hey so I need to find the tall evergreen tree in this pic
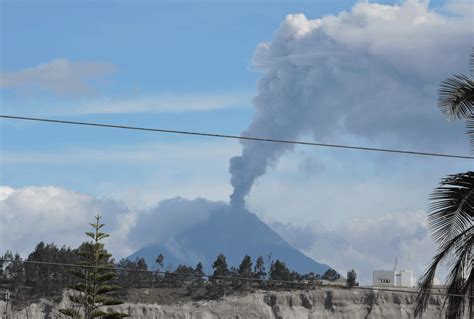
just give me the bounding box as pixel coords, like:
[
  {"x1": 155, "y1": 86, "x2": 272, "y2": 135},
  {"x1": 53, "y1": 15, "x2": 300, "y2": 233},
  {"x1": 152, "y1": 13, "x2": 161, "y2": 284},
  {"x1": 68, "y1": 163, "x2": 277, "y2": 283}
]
[
  {"x1": 0, "y1": 250, "x2": 14, "y2": 278},
  {"x1": 212, "y1": 253, "x2": 229, "y2": 277},
  {"x1": 269, "y1": 260, "x2": 292, "y2": 281},
  {"x1": 238, "y1": 255, "x2": 253, "y2": 278},
  {"x1": 322, "y1": 269, "x2": 340, "y2": 282},
  {"x1": 25, "y1": 242, "x2": 79, "y2": 296},
  {"x1": 194, "y1": 262, "x2": 204, "y2": 276},
  {"x1": 59, "y1": 215, "x2": 128, "y2": 318},
  {"x1": 254, "y1": 256, "x2": 266, "y2": 280},
  {"x1": 155, "y1": 254, "x2": 164, "y2": 270}
]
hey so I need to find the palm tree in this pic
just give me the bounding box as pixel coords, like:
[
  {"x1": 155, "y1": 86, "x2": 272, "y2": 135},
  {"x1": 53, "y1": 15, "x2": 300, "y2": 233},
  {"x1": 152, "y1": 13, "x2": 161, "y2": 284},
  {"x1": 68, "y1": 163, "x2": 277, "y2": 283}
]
[{"x1": 415, "y1": 51, "x2": 474, "y2": 319}]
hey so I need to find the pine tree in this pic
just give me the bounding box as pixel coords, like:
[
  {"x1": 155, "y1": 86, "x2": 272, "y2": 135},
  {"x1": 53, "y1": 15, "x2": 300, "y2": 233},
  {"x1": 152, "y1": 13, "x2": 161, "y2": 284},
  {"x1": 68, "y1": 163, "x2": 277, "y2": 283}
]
[
  {"x1": 269, "y1": 260, "x2": 292, "y2": 281},
  {"x1": 238, "y1": 255, "x2": 253, "y2": 278},
  {"x1": 194, "y1": 262, "x2": 205, "y2": 285},
  {"x1": 212, "y1": 253, "x2": 229, "y2": 278},
  {"x1": 155, "y1": 253, "x2": 164, "y2": 270},
  {"x1": 254, "y1": 256, "x2": 266, "y2": 279},
  {"x1": 322, "y1": 268, "x2": 340, "y2": 281},
  {"x1": 194, "y1": 262, "x2": 204, "y2": 276},
  {"x1": 59, "y1": 215, "x2": 128, "y2": 318}
]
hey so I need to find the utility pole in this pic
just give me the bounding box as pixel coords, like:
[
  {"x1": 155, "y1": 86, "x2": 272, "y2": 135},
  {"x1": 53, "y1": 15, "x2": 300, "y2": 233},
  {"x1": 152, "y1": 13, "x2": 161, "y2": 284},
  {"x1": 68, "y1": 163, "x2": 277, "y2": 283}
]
[{"x1": 3, "y1": 290, "x2": 10, "y2": 319}]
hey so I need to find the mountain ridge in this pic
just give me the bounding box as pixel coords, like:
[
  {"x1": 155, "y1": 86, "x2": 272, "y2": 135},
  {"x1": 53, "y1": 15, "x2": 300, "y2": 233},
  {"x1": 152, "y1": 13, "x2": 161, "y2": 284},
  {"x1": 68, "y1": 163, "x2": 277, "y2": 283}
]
[{"x1": 128, "y1": 206, "x2": 330, "y2": 275}]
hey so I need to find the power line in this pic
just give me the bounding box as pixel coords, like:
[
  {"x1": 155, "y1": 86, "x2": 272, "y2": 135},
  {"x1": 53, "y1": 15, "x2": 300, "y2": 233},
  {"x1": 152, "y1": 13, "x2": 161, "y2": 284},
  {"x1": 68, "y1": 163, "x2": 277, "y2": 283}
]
[
  {"x1": 1, "y1": 259, "x2": 471, "y2": 299},
  {"x1": 1, "y1": 115, "x2": 473, "y2": 160}
]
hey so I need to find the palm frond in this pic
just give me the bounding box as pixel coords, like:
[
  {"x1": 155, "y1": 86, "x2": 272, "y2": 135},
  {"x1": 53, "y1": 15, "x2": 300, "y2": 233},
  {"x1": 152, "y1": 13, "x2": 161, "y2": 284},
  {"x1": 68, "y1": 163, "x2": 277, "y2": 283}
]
[
  {"x1": 415, "y1": 227, "x2": 472, "y2": 317},
  {"x1": 438, "y1": 74, "x2": 474, "y2": 120},
  {"x1": 467, "y1": 116, "x2": 474, "y2": 153},
  {"x1": 58, "y1": 308, "x2": 82, "y2": 318},
  {"x1": 460, "y1": 268, "x2": 474, "y2": 317},
  {"x1": 427, "y1": 172, "x2": 474, "y2": 246},
  {"x1": 443, "y1": 230, "x2": 473, "y2": 318}
]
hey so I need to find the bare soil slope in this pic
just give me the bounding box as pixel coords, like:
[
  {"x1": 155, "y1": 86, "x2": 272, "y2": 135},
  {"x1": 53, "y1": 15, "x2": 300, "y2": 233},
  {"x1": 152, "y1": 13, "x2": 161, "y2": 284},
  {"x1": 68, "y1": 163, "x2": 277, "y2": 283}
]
[{"x1": 2, "y1": 286, "x2": 452, "y2": 319}]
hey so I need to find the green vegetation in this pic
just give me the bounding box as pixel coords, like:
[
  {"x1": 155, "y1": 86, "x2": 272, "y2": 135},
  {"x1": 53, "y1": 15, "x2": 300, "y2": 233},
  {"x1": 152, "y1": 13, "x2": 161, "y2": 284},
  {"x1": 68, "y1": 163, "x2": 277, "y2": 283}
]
[
  {"x1": 346, "y1": 270, "x2": 358, "y2": 287},
  {"x1": 1, "y1": 221, "x2": 342, "y2": 311},
  {"x1": 59, "y1": 215, "x2": 128, "y2": 318},
  {"x1": 211, "y1": 253, "x2": 230, "y2": 278},
  {"x1": 322, "y1": 269, "x2": 340, "y2": 282}
]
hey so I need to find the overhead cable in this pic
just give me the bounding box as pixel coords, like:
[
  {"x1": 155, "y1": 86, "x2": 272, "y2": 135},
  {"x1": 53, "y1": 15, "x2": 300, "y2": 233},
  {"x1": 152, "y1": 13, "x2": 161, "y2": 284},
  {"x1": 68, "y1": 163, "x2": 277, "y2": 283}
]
[{"x1": 1, "y1": 115, "x2": 473, "y2": 160}]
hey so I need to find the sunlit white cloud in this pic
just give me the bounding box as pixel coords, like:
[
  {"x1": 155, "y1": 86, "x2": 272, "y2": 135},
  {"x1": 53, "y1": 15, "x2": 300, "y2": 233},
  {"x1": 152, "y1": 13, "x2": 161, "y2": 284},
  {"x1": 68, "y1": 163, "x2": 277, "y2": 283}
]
[
  {"x1": 2, "y1": 91, "x2": 252, "y2": 115},
  {"x1": 0, "y1": 186, "x2": 134, "y2": 257},
  {"x1": 0, "y1": 59, "x2": 116, "y2": 96},
  {"x1": 68, "y1": 92, "x2": 252, "y2": 115},
  {"x1": 0, "y1": 186, "x2": 223, "y2": 260}
]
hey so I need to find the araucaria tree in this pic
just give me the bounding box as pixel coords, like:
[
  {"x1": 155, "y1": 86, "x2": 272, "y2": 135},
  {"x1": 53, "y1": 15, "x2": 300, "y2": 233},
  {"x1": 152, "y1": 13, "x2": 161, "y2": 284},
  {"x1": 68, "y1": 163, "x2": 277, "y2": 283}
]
[
  {"x1": 415, "y1": 51, "x2": 474, "y2": 319},
  {"x1": 60, "y1": 215, "x2": 128, "y2": 318}
]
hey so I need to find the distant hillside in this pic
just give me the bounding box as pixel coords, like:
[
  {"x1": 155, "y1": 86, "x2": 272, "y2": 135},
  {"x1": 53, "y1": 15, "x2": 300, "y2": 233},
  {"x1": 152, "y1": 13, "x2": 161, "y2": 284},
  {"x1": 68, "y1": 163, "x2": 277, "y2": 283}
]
[{"x1": 128, "y1": 207, "x2": 330, "y2": 275}]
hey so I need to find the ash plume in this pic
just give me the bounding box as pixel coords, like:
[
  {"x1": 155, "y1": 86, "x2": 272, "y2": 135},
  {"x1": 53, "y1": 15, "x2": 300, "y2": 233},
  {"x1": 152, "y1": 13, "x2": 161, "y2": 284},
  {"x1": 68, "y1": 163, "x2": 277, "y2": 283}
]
[{"x1": 229, "y1": 1, "x2": 471, "y2": 207}]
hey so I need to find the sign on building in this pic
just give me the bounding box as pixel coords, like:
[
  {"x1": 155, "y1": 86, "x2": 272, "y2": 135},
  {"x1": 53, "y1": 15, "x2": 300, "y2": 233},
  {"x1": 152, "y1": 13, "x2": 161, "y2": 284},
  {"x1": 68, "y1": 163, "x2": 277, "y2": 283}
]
[{"x1": 373, "y1": 270, "x2": 413, "y2": 287}]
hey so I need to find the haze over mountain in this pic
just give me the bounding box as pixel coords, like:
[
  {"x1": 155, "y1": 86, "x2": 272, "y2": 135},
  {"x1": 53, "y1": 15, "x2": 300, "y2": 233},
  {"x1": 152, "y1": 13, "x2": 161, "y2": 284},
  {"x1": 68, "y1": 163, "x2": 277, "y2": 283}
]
[{"x1": 128, "y1": 205, "x2": 330, "y2": 274}]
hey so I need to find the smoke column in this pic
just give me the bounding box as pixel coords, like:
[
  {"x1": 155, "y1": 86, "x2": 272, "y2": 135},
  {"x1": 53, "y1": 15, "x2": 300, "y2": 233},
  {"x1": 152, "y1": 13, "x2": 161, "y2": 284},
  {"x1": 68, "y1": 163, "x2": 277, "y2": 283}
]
[{"x1": 229, "y1": 1, "x2": 471, "y2": 208}]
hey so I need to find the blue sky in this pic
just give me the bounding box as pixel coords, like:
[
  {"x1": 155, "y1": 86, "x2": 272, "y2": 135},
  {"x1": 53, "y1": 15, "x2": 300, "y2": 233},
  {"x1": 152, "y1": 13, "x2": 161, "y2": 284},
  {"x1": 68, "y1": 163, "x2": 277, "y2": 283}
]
[
  {"x1": 1, "y1": 0, "x2": 472, "y2": 281},
  {"x1": 0, "y1": 0, "x2": 462, "y2": 194}
]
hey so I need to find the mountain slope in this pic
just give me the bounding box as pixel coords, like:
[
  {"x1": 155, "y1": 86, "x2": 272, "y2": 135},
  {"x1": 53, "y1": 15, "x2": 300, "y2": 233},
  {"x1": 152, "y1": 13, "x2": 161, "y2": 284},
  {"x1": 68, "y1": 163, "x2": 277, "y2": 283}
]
[{"x1": 128, "y1": 207, "x2": 330, "y2": 275}]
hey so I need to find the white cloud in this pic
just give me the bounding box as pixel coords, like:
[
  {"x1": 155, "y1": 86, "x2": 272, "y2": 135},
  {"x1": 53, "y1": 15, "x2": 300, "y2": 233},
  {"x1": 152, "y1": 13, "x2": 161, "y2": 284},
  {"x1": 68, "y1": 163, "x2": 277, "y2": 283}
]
[
  {"x1": 0, "y1": 184, "x2": 444, "y2": 285},
  {"x1": 127, "y1": 197, "x2": 225, "y2": 249},
  {"x1": 0, "y1": 58, "x2": 115, "y2": 95},
  {"x1": 269, "y1": 210, "x2": 439, "y2": 284},
  {"x1": 0, "y1": 187, "x2": 452, "y2": 305},
  {"x1": 67, "y1": 92, "x2": 252, "y2": 115},
  {"x1": 0, "y1": 187, "x2": 15, "y2": 201},
  {"x1": 2, "y1": 90, "x2": 251, "y2": 115},
  {"x1": 0, "y1": 186, "x2": 224, "y2": 261},
  {"x1": 0, "y1": 186, "x2": 134, "y2": 257}
]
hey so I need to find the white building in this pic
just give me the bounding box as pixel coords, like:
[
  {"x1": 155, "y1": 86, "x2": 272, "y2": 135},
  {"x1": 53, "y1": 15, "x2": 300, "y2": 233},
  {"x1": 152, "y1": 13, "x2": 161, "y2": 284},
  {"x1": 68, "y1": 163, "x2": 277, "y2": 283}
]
[{"x1": 373, "y1": 269, "x2": 414, "y2": 287}]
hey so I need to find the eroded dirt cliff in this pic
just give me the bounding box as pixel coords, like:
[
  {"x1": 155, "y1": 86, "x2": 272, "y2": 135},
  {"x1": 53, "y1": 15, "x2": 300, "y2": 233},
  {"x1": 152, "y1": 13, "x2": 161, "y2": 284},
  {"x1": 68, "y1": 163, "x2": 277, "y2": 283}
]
[{"x1": 1, "y1": 287, "x2": 449, "y2": 318}]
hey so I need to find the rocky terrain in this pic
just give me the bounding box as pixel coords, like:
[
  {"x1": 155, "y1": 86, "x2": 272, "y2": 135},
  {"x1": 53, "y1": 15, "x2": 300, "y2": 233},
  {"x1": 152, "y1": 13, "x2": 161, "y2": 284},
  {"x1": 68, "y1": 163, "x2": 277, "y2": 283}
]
[{"x1": 1, "y1": 286, "x2": 452, "y2": 319}]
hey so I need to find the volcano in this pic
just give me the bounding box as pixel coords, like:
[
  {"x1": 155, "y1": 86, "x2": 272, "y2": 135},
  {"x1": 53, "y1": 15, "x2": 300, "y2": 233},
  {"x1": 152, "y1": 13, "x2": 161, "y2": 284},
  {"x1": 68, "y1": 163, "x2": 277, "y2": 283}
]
[{"x1": 128, "y1": 206, "x2": 330, "y2": 275}]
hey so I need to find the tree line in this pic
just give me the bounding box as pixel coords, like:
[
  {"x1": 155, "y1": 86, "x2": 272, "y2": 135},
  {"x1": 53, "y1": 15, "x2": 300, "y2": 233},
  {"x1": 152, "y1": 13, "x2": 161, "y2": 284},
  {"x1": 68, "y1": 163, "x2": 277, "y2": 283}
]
[
  {"x1": 1, "y1": 244, "x2": 346, "y2": 295},
  {"x1": 0, "y1": 215, "x2": 356, "y2": 318}
]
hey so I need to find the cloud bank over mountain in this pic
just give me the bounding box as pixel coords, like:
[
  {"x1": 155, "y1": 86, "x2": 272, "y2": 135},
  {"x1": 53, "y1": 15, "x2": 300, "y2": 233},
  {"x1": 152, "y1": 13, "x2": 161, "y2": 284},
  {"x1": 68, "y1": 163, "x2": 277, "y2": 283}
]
[
  {"x1": 0, "y1": 185, "x2": 436, "y2": 280},
  {"x1": 229, "y1": 0, "x2": 472, "y2": 207},
  {"x1": 269, "y1": 211, "x2": 436, "y2": 283}
]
